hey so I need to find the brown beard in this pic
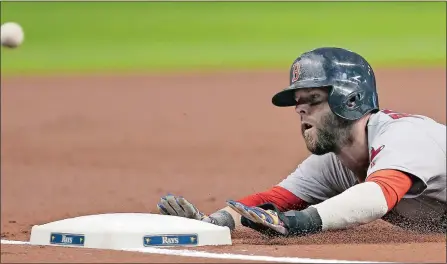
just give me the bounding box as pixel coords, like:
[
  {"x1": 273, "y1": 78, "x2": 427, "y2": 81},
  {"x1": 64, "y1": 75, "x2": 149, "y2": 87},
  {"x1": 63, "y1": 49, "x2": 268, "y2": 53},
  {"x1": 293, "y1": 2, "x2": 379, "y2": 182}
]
[{"x1": 303, "y1": 111, "x2": 354, "y2": 155}]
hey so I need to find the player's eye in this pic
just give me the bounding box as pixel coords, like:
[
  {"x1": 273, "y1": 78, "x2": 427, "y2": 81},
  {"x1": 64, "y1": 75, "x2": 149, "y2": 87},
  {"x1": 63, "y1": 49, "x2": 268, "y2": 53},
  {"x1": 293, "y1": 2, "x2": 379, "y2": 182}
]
[{"x1": 309, "y1": 94, "x2": 322, "y2": 105}]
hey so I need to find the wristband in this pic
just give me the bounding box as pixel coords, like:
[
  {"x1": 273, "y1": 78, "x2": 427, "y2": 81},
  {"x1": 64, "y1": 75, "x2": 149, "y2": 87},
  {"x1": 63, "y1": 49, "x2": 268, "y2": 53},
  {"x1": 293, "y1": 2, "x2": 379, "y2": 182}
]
[{"x1": 280, "y1": 207, "x2": 322, "y2": 236}]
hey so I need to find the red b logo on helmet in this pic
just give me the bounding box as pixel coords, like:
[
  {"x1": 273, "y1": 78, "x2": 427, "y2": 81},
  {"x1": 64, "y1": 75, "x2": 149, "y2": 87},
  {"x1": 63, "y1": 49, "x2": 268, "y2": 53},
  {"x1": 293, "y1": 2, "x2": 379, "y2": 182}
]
[{"x1": 291, "y1": 62, "x2": 301, "y2": 83}]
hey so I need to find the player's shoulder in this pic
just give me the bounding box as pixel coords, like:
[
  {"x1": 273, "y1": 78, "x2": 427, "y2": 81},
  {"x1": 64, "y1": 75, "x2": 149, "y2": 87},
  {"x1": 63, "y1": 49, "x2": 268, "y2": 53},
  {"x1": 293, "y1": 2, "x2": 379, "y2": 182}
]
[
  {"x1": 368, "y1": 109, "x2": 438, "y2": 124},
  {"x1": 367, "y1": 109, "x2": 445, "y2": 151},
  {"x1": 367, "y1": 109, "x2": 444, "y2": 136}
]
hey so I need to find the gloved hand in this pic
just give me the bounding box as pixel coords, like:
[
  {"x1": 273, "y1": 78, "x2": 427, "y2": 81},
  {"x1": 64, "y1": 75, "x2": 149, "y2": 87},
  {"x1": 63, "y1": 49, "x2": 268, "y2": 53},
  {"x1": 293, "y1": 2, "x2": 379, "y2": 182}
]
[
  {"x1": 226, "y1": 200, "x2": 322, "y2": 237},
  {"x1": 226, "y1": 200, "x2": 288, "y2": 236},
  {"x1": 157, "y1": 194, "x2": 212, "y2": 222}
]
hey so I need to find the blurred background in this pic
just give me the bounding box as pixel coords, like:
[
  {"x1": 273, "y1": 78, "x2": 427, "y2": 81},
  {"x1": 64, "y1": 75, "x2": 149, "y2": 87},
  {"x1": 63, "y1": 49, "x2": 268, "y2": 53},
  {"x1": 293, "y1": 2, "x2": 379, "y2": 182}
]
[{"x1": 1, "y1": 1, "x2": 445, "y2": 75}]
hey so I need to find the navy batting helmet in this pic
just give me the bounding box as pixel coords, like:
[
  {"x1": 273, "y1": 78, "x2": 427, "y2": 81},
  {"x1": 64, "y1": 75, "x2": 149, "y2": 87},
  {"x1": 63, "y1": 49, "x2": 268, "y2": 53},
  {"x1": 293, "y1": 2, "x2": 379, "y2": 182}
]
[{"x1": 272, "y1": 47, "x2": 379, "y2": 121}]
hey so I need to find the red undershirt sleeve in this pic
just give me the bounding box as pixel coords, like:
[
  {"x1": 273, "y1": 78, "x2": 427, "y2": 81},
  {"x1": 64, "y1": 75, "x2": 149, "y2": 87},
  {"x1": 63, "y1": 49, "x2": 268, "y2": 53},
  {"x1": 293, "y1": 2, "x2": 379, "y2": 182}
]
[
  {"x1": 237, "y1": 186, "x2": 309, "y2": 212},
  {"x1": 366, "y1": 169, "x2": 413, "y2": 211}
]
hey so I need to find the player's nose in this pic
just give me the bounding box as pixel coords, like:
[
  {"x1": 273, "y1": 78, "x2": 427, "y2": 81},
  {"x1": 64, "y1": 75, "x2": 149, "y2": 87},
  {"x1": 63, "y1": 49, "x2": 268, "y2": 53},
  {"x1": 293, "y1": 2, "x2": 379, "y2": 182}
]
[{"x1": 295, "y1": 103, "x2": 309, "y2": 115}]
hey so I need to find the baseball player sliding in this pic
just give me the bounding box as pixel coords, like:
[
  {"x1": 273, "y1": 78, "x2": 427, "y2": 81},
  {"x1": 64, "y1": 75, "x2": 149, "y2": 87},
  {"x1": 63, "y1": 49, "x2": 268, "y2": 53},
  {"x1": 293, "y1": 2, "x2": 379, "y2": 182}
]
[{"x1": 157, "y1": 47, "x2": 446, "y2": 237}]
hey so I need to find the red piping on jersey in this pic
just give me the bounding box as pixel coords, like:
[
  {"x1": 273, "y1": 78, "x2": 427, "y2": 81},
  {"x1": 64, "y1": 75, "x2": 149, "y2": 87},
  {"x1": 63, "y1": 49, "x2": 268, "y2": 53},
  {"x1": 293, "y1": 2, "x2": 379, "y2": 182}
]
[{"x1": 237, "y1": 186, "x2": 308, "y2": 212}]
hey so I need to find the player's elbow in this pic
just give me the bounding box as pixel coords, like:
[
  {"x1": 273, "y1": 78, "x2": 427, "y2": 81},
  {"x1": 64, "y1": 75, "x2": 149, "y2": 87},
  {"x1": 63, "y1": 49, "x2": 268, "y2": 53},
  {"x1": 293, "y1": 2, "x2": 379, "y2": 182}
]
[
  {"x1": 366, "y1": 169, "x2": 413, "y2": 212},
  {"x1": 312, "y1": 182, "x2": 389, "y2": 231}
]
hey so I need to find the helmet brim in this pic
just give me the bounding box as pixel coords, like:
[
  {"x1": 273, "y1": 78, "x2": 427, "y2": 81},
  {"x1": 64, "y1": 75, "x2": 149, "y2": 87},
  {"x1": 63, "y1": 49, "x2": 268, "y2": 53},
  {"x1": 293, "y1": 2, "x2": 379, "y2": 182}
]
[
  {"x1": 271, "y1": 80, "x2": 331, "y2": 107},
  {"x1": 271, "y1": 89, "x2": 297, "y2": 107}
]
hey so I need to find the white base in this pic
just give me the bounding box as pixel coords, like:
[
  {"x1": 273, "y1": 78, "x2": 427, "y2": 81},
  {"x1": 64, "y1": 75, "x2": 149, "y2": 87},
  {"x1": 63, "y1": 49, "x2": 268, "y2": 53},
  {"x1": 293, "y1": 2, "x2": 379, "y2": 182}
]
[{"x1": 29, "y1": 213, "x2": 232, "y2": 249}]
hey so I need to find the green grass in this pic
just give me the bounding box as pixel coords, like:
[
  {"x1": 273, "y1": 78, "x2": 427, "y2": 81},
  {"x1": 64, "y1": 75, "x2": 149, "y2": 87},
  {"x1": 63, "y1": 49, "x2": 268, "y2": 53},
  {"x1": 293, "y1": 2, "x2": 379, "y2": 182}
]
[{"x1": 1, "y1": 1, "x2": 445, "y2": 75}]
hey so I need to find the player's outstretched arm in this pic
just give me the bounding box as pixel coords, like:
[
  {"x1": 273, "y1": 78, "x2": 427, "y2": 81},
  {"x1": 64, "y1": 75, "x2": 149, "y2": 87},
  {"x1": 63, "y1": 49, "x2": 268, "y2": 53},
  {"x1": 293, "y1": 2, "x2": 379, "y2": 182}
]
[
  {"x1": 311, "y1": 169, "x2": 412, "y2": 231},
  {"x1": 227, "y1": 169, "x2": 413, "y2": 236},
  {"x1": 157, "y1": 186, "x2": 308, "y2": 231}
]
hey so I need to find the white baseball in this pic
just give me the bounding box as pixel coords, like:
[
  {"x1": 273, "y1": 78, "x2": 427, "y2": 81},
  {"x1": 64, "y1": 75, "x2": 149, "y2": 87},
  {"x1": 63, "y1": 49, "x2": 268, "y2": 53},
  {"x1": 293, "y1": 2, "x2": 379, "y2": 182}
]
[{"x1": 1, "y1": 22, "x2": 25, "y2": 48}]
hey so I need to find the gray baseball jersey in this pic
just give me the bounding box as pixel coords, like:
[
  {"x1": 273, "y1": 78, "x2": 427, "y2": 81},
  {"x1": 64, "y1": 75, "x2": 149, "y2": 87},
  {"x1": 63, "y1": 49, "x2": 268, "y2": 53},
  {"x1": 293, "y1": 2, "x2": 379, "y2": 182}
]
[{"x1": 278, "y1": 109, "x2": 446, "y2": 232}]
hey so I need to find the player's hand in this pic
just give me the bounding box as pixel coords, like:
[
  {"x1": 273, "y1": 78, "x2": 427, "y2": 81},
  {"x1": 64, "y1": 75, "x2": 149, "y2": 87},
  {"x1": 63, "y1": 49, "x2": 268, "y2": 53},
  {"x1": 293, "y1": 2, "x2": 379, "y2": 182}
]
[
  {"x1": 226, "y1": 200, "x2": 288, "y2": 236},
  {"x1": 157, "y1": 194, "x2": 211, "y2": 222},
  {"x1": 227, "y1": 200, "x2": 323, "y2": 237}
]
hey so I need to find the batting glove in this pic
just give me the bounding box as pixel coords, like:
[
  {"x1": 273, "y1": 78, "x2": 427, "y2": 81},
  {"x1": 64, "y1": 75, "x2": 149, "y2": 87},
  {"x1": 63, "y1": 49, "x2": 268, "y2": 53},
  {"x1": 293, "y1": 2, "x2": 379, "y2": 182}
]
[
  {"x1": 226, "y1": 200, "x2": 288, "y2": 236},
  {"x1": 226, "y1": 200, "x2": 323, "y2": 237},
  {"x1": 157, "y1": 194, "x2": 210, "y2": 222}
]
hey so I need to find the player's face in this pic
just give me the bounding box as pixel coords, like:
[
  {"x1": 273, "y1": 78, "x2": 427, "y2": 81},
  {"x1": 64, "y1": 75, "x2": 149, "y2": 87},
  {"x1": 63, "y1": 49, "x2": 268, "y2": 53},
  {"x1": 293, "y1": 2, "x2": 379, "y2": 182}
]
[{"x1": 294, "y1": 88, "x2": 354, "y2": 155}]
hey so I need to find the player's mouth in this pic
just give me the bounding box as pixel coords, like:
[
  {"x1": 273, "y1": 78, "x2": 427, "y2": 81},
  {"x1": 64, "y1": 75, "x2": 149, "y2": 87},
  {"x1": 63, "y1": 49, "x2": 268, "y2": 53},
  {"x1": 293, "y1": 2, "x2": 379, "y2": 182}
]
[{"x1": 301, "y1": 122, "x2": 314, "y2": 133}]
